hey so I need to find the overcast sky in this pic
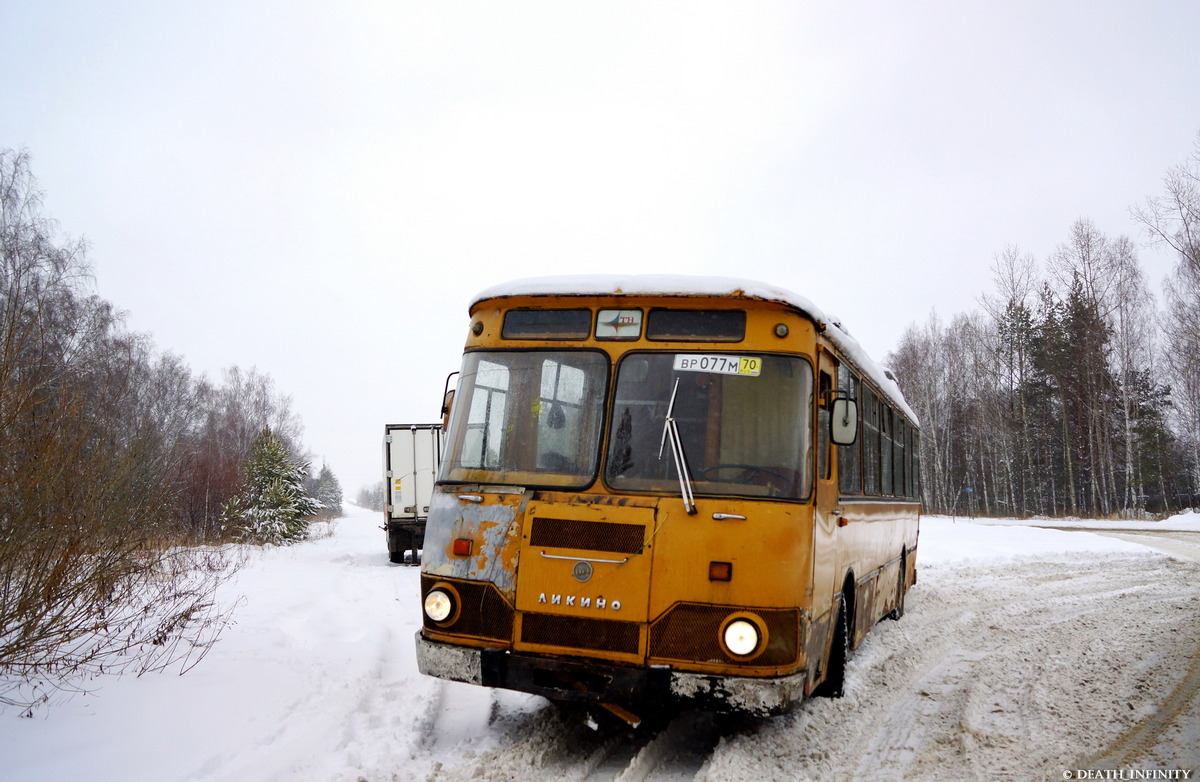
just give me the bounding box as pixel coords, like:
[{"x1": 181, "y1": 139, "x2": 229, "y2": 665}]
[{"x1": 3, "y1": 1, "x2": 1199, "y2": 492}]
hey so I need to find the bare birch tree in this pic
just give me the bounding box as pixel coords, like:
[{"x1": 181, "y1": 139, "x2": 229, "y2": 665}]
[{"x1": 1134, "y1": 132, "x2": 1200, "y2": 504}]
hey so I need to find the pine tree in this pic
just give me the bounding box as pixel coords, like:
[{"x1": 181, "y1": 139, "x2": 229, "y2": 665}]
[
  {"x1": 223, "y1": 428, "x2": 322, "y2": 544},
  {"x1": 314, "y1": 464, "x2": 344, "y2": 516}
]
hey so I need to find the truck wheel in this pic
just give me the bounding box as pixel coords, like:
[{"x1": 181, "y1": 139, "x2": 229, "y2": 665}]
[{"x1": 388, "y1": 528, "x2": 413, "y2": 564}]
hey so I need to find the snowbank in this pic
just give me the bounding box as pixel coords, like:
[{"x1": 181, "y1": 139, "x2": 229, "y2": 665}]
[
  {"x1": 955, "y1": 509, "x2": 1200, "y2": 533},
  {"x1": 918, "y1": 515, "x2": 1151, "y2": 564}
]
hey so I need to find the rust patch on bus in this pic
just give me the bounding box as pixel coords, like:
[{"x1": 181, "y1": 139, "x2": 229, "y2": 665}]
[{"x1": 422, "y1": 491, "x2": 526, "y2": 600}]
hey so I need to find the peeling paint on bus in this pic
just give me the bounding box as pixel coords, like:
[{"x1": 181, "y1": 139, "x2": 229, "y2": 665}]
[{"x1": 420, "y1": 491, "x2": 524, "y2": 597}]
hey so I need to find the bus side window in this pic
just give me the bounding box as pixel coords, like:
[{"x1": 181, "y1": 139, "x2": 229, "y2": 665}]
[
  {"x1": 912, "y1": 429, "x2": 921, "y2": 499},
  {"x1": 907, "y1": 423, "x2": 918, "y2": 499},
  {"x1": 880, "y1": 406, "x2": 893, "y2": 496},
  {"x1": 862, "y1": 389, "x2": 879, "y2": 495}
]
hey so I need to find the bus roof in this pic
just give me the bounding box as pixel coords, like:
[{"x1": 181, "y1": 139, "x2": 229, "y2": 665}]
[{"x1": 471, "y1": 275, "x2": 916, "y2": 424}]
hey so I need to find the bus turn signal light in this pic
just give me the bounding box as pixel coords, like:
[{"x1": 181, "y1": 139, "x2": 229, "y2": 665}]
[
  {"x1": 453, "y1": 538, "x2": 473, "y2": 556},
  {"x1": 709, "y1": 561, "x2": 732, "y2": 582}
]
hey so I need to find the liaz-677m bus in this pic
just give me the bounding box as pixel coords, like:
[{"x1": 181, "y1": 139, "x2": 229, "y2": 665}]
[{"x1": 415, "y1": 276, "x2": 920, "y2": 724}]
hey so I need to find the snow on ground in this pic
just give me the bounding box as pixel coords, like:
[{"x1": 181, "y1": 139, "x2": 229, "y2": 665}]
[
  {"x1": 1, "y1": 506, "x2": 439, "y2": 781},
  {"x1": 2, "y1": 505, "x2": 1199, "y2": 780},
  {"x1": 917, "y1": 514, "x2": 1153, "y2": 564}
]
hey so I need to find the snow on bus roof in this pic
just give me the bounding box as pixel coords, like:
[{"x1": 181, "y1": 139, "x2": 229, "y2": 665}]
[{"x1": 472, "y1": 274, "x2": 917, "y2": 423}]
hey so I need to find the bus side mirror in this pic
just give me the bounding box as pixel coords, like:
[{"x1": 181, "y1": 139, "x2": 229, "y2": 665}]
[
  {"x1": 830, "y1": 398, "x2": 858, "y2": 446},
  {"x1": 441, "y1": 389, "x2": 455, "y2": 432},
  {"x1": 440, "y1": 370, "x2": 460, "y2": 433}
]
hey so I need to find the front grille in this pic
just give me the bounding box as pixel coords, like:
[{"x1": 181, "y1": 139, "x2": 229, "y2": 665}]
[
  {"x1": 421, "y1": 575, "x2": 513, "y2": 641},
  {"x1": 520, "y1": 612, "x2": 640, "y2": 655},
  {"x1": 649, "y1": 604, "x2": 798, "y2": 666},
  {"x1": 529, "y1": 517, "x2": 645, "y2": 554}
]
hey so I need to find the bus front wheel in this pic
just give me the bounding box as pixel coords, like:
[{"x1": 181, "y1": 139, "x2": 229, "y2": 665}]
[
  {"x1": 890, "y1": 550, "x2": 907, "y2": 620},
  {"x1": 815, "y1": 595, "x2": 848, "y2": 699}
]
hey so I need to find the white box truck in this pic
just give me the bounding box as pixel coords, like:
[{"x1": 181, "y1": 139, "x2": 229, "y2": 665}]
[{"x1": 383, "y1": 423, "x2": 443, "y2": 564}]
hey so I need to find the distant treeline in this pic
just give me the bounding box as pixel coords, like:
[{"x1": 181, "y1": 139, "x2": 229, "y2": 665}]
[{"x1": 889, "y1": 137, "x2": 1200, "y2": 518}]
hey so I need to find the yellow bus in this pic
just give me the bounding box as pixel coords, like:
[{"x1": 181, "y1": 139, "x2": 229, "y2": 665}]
[{"x1": 415, "y1": 276, "x2": 920, "y2": 723}]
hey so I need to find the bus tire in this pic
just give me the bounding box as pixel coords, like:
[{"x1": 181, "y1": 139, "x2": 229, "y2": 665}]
[
  {"x1": 890, "y1": 550, "x2": 907, "y2": 620},
  {"x1": 815, "y1": 594, "x2": 848, "y2": 699}
]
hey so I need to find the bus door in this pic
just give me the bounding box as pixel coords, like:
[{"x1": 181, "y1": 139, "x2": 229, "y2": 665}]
[{"x1": 812, "y1": 350, "x2": 841, "y2": 639}]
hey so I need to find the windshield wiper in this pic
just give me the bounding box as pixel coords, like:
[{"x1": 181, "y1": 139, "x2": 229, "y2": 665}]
[{"x1": 658, "y1": 378, "x2": 697, "y2": 515}]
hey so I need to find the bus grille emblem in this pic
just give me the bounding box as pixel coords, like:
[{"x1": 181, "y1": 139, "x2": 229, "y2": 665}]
[{"x1": 572, "y1": 561, "x2": 593, "y2": 582}]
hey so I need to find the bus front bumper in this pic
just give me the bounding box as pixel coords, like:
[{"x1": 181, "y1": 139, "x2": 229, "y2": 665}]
[{"x1": 415, "y1": 632, "x2": 808, "y2": 717}]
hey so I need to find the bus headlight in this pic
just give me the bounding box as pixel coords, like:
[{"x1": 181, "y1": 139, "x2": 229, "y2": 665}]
[
  {"x1": 424, "y1": 588, "x2": 455, "y2": 624},
  {"x1": 723, "y1": 619, "x2": 760, "y2": 657}
]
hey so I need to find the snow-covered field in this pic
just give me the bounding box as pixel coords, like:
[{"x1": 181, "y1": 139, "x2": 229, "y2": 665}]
[{"x1": 3, "y1": 505, "x2": 1199, "y2": 781}]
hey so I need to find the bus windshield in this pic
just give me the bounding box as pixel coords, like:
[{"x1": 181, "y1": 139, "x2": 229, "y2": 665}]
[
  {"x1": 606, "y1": 353, "x2": 814, "y2": 500},
  {"x1": 440, "y1": 350, "x2": 608, "y2": 488}
]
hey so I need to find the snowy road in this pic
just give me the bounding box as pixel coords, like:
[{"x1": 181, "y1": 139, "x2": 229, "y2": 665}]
[
  {"x1": 1092, "y1": 529, "x2": 1200, "y2": 565},
  {"x1": 430, "y1": 533, "x2": 1200, "y2": 781},
  {"x1": 3, "y1": 508, "x2": 1199, "y2": 781}
]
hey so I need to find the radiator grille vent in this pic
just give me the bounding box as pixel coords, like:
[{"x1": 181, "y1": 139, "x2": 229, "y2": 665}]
[
  {"x1": 520, "y1": 613, "x2": 640, "y2": 655},
  {"x1": 529, "y1": 517, "x2": 645, "y2": 554},
  {"x1": 649, "y1": 604, "x2": 798, "y2": 666},
  {"x1": 421, "y1": 575, "x2": 513, "y2": 641}
]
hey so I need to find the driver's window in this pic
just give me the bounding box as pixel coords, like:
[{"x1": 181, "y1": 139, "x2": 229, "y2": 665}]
[
  {"x1": 460, "y1": 360, "x2": 508, "y2": 469},
  {"x1": 818, "y1": 367, "x2": 833, "y2": 481}
]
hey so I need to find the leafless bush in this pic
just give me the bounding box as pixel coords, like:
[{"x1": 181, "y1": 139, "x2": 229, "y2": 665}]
[{"x1": 0, "y1": 149, "x2": 241, "y2": 708}]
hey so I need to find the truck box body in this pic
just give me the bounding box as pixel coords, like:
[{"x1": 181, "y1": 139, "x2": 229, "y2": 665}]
[{"x1": 383, "y1": 423, "x2": 443, "y2": 563}]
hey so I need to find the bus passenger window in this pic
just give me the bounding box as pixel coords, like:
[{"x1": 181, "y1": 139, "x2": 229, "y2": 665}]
[
  {"x1": 862, "y1": 389, "x2": 880, "y2": 495},
  {"x1": 912, "y1": 430, "x2": 922, "y2": 499},
  {"x1": 881, "y1": 407, "x2": 894, "y2": 496}
]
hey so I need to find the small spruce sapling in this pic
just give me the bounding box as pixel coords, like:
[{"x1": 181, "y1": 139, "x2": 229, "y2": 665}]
[{"x1": 223, "y1": 428, "x2": 322, "y2": 544}]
